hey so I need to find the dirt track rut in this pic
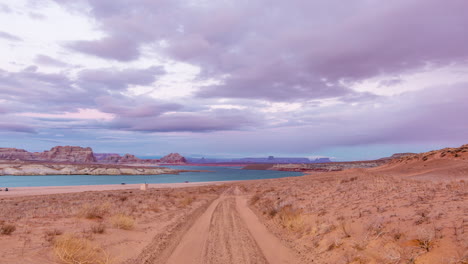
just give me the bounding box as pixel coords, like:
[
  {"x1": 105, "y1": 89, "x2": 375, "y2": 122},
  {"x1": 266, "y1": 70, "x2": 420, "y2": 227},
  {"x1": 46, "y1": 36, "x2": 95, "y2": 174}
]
[{"x1": 163, "y1": 188, "x2": 300, "y2": 264}]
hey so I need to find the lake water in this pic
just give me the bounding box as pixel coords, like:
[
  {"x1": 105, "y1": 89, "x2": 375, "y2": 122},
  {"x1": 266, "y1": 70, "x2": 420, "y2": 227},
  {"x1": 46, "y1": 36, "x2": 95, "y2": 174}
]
[{"x1": 0, "y1": 166, "x2": 304, "y2": 187}]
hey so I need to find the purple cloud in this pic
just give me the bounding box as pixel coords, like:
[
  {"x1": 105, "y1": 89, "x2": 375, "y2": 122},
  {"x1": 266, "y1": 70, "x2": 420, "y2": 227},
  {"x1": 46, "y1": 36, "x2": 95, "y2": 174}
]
[
  {"x1": 0, "y1": 31, "x2": 22, "y2": 42},
  {"x1": 95, "y1": 96, "x2": 182, "y2": 118},
  {"x1": 68, "y1": 36, "x2": 139, "y2": 61},
  {"x1": 109, "y1": 110, "x2": 257, "y2": 132},
  {"x1": 54, "y1": 0, "x2": 468, "y2": 102},
  {"x1": 0, "y1": 3, "x2": 11, "y2": 13},
  {"x1": 77, "y1": 66, "x2": 164, "y2": 91},
  {"x1": 34, "y1": 55, "x2": 68, "y2": 67},
  {"x1": 0, "y1": 123, "x2": 36, "y2": 133}
]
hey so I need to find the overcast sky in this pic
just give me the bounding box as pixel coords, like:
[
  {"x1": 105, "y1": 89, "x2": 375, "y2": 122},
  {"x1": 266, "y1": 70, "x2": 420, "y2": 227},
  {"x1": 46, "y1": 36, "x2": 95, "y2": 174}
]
[{"x1": 0, "y1": 0, "x2": 467, "y2": 160}]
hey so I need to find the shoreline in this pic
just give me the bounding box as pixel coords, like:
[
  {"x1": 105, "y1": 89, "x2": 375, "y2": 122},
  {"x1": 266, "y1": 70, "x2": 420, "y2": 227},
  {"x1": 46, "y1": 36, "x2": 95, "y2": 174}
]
[{"x1": 0, "y1": 181, "x2": 235, "y2": 197}]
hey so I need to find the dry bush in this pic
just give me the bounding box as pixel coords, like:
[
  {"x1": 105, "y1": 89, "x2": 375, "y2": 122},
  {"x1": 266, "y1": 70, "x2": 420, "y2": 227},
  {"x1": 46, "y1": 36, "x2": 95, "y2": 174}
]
[
  {"x1": 78, "y1": 203, "x2": 111, "y2": 219},
  {"x1": 91, "y1": 223, "x2": 106, "y2": 234},
  {"x1": 111, "y1": 214, "x2": 135, "y2": 230},
  {"x1": 53, "y1": 233, "x2": 111, "y2": 264},
  {"x1": 276, "y1": 205, "x2": 304, "y2": 231},
  {"x1": 178, "y1": 196, "x2": 194, "y2": 207},
  {"x1": 44, "y1": 229, "x2": 63, "y2": 242},
  {"x1": 0, "y1": 222, "x2": 16, "y2": 235},
  {"x1": 416, "y1": 228, "x2": 435, "y2": 252},
  {"x1": 250, "y1": 194, "x2": 261, "y2": 205}
]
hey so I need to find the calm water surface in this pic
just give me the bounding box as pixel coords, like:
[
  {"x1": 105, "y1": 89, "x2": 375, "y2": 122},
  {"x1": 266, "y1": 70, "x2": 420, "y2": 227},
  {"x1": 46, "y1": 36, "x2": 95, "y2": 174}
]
[{"x1": 0, "y1": 166, "x2": 303, "y2": 187}]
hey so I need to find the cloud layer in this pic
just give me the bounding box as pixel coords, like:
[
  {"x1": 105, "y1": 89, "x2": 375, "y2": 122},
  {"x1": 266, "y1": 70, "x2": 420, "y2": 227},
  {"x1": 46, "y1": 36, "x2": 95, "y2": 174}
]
[{"x1": 0, "y1": 0, "x2": 467, "y2": 159}]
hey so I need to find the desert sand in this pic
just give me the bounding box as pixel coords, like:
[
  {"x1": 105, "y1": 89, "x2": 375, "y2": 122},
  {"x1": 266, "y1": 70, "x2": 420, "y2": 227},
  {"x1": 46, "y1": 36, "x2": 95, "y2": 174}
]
[
  {"x1": 0, "y1": 181, "x2": 230, "y2": 197},
  {"x1": 0, "y1": 146, "x2": 467, "y2": 264}
]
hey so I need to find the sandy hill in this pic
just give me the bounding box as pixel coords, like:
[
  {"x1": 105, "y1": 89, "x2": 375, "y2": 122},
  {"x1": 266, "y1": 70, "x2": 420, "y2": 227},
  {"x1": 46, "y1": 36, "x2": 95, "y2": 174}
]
[{"x1": 371, "y1": 144, "x2": 468, "y2": 181}]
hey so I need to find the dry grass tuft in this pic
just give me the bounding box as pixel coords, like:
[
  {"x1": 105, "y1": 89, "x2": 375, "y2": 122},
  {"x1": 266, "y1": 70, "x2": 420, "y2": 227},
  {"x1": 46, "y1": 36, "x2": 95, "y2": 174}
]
[
  {"x1": 44, "y1": 229, "x2": 63, "y2": 242},
  {"x1": 249, "y1": 194, "x2": 261, "y2": 205},
  {"x1": 111, "y1": 214, "x2": 135, "y2": 230},
  {"x1": 0, "y1": 222, "x2": 16, "y2": 235},
  {"x1": 178, "y1": 196, "x2": 194, "y2": 207},
  {"x1": 276, "y1": 205, "x2": 304, "y2": 231},
  {"x1": 53, "y1": 233, "x2": 111, "y2": 264},
  {"x1": 78, "y1": 203, "x2": 111, "y2": 219},
  {"x1": 90, "y1": 223, "x2": 106, "y2": 234}
]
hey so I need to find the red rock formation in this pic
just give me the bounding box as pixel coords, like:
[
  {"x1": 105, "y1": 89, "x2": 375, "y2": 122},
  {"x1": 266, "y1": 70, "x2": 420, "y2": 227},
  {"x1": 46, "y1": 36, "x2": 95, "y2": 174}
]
[
  {"x1": 0, "y1": 148, "x2": 34, "y2": 160},
  {"x1": 160, "y1": 153, "x2": 187, "y2": 164},
  {"x1": 0, "y1": 146, "x2": 187, "y2": 165},
  {"x1": 38, "y1": 146, "x2": 96, "y2": 163},
  {"x1": 0, "y1": 146, "x2": 96, "y2": 163}
]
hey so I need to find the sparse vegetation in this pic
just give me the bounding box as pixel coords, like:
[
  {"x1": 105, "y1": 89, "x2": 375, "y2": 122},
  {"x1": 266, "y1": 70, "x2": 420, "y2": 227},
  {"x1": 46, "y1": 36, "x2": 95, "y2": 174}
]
[
  {"x1": 53, "y1": 233, "x2": 111, "y2": 264},
  {"x1": 249, "y1": 194, "x2": 261, "y2": 205},
  {"x1": 0, "y1": 222, "x2": 16, "y2": 235},
  {"x1": 91, "y1": 223, "x2": 106, "y2": 234},
  {"x1": 111, "y1": 214, "x2": 135, "y2": 230},
  {"x1": 78, "y1": 203, "x2": 111, "y2": 219},
  {"x1": 276, "y1": 205, "x2": 304, "y2": 231},
  {"x1": 178, "y1": 196, "x2": 194, "y2": 207},
  {"x1": 44, "y1": 229, "x2": 63, "y2": 242},
  {"x1": 416, "y1": 228, "x2": 435, "y2": 252}
]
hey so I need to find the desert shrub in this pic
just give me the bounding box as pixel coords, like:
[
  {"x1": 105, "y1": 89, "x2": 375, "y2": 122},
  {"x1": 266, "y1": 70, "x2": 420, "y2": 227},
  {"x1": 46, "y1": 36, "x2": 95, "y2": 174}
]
[
  {"x1": 78, "y1": 203, "x2": 111, "y2": 219},
  {"x1": 54, "y1": 234, "x2": 111, "y2": 264},
  {"x1": 0, "y1": 223, "x2": 16, "y2": 235},
  {"x1": 91, "y1": 223, "x2": 106, "y2": 234},
  {"x1": 416, "y1": 228, "x2": 435, "y2": 252},
  {"x1": 44, "y1": 229, "x2": 63, "y2": 242},
  {"x1": 250, "y1": 194, "x2": 261, "y2": 205},
  {"x1": 178, "y1": 196, "x2": 194, "y2": 207},
  {"x1": 277, "y1": 205, "x2": 304, "y2": 231},
  {"x1": 111, "y1": 214, "x2": 135, "y2": 230}
]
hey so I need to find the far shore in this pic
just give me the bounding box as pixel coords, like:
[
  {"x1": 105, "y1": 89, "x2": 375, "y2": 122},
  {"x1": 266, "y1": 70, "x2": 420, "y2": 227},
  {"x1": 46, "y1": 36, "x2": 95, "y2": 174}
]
[{"x1": 0, "y1": 181, "x2": 235, "y2": 197}]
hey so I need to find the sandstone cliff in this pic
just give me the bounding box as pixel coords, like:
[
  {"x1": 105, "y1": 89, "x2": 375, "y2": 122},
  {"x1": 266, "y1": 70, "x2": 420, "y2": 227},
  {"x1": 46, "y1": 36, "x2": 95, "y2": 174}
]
[
  {"x1": 38, "y1": 146, "x2": 96, "y2": 163},
  {"x1": 0, "y1": 146, "x2": 96, "y2": 163},
  {"x1": 0, "y1": 148, "x2": 35, "y2": 160}
]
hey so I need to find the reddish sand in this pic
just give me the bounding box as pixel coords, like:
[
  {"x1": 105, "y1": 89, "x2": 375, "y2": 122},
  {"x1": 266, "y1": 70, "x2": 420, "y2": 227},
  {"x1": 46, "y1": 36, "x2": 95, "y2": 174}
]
[{"x1": 0, "y1": 181, "x2": 231, "y2": 197}]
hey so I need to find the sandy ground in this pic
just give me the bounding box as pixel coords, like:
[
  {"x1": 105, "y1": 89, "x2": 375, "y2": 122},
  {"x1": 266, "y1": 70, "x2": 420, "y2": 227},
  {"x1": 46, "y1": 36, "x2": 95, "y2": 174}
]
[
  {"x1": 0, "y1": 181, "x2": 232, "y2": 197},
  {"x1": 1, "y1": 157, "x2": 467, "y2": 264}
]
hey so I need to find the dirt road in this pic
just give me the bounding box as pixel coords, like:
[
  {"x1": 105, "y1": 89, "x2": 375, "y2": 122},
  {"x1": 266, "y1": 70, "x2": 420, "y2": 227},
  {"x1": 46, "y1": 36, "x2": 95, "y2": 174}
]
[{"x1": 135, "y1": 187, "x2": 300, "y2": 264}]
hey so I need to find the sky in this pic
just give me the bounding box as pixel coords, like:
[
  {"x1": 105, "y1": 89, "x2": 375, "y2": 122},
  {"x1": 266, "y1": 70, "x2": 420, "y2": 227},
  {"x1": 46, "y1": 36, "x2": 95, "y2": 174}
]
[{"x1": 0, "y1": 0, "x2": 467, "y2": 161}]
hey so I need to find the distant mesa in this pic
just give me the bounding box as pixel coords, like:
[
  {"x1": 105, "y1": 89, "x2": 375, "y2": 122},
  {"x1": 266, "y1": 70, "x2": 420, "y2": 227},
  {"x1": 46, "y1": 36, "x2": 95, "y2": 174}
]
[
  {"x1": 0, "y1": 146, "x2": 187, "y2": 165},
  {"x1": 95, "y1": 152, "x2": 186, "y2": 164},
  {"x1": 186, "y1": 156, "x2": 332, "y2": 164}
]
